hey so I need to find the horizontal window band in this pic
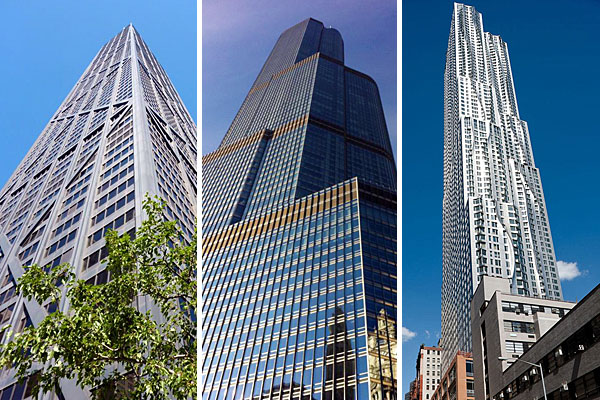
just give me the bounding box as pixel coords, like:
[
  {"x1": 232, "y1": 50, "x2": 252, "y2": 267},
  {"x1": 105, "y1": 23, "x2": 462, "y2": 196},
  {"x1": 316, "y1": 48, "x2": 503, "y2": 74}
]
[{"x1": 202, "y1": 178, "x2": 358, "y2": 256}]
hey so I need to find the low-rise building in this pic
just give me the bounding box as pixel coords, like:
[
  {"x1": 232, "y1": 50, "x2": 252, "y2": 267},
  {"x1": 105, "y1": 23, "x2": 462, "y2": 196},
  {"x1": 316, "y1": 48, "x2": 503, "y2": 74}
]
[
  {"x1": 431, "y1": 351, "x2": 474, "y2": 400},
  {"x1": 419, "y1": 345, "x2": 443, "y2": 400},
  {"x1": 492, "y1": 282, "x2": 600, "y2": 400},
  {"x1": 407, "y1": 345, "x2": 443, "y2": 400},
  {"x1": 406, "y1": 378, "x2": 418, "y2": 400},
  {"x1": 471, "y1": 276, "x2": 581, "y2": 400}
]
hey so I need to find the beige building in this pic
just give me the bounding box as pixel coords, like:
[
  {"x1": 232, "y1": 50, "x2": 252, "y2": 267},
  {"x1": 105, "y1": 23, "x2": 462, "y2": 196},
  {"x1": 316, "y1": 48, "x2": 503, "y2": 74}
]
[
  {"x1": 471, "y1": 276, "x2": 575, "y2": 400},
  {"x1": 407, "y1": 345, "x2": 442, "y2": 400},
  {"x1": 419, "y1": 346, "x2": 442, "y2": 400}
]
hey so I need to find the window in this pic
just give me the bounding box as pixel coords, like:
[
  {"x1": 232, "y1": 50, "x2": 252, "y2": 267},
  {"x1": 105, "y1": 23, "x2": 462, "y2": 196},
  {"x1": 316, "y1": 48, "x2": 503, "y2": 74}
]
[
  {"x1": 504, "y1": 320, "x2": 535, "y2": 333},
  {"x1": 505, "y1": 340, "x2": 532, "y2": 354},
  {"x1": 466, "y1": 360, "x2": 474, "y2": 376},
  {"x1": 467, "y1": 381, "x2": 474, "y2": 395}
]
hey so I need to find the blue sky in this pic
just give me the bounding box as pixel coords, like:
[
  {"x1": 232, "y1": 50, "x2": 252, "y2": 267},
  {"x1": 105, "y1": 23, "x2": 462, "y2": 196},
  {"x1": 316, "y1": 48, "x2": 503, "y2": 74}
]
[
  {"x1": 4, "y1": 0, "x2": 600, "y2": 395},
  {"x1": 202, "y1": 0, "x2": 396, "y2": 156},
  {"x1": 0, "y1": 1, "x2": 196, "y2": 188},
  {"x1": 402, "y1": 0, "x2": 600, "y2": 394}
]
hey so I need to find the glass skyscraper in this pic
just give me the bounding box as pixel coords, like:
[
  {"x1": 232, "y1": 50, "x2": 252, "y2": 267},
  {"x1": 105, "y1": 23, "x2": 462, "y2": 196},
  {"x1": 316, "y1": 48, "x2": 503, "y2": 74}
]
[
  {"x1": 441, "y1": 3, "x2": 562, "y2": 372},
  {"x1": 0, "y1": 25, "x2": 196, "y2": 398},
  {"x1": 202, "y1": 18, "x2": 396, "y2": 400}
]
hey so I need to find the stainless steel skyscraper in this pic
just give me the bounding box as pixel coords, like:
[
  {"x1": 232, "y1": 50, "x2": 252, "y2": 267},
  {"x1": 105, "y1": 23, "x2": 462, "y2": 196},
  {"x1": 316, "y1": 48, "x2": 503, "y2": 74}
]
[
  {"x1": 441, "y1": 3, "x2": 563, "y2": 372},
  {"x1": 202, "y1": 19, "x2": 396, "y2": 400},
  {"x1": 0, "y1": 25, "x2": 196, "y2": 398}
]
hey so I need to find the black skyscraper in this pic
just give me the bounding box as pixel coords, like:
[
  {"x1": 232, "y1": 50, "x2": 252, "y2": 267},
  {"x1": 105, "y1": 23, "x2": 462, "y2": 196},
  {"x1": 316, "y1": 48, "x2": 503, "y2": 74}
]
[{"x1": 202, "y1": 19, "x2": 396, "y2": 399}]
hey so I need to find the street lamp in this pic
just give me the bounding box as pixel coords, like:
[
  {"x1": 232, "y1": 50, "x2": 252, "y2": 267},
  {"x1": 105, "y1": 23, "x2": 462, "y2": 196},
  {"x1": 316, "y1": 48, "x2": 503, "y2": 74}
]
[{"x1": 498, "y1": 357, "x2": 547, "y2": 400}]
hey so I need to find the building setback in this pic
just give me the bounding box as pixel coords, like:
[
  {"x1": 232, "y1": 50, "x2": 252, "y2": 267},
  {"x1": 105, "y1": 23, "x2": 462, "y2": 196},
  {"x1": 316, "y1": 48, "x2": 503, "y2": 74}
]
[
  {"x1": 442, "y1": 2, "x2": 563, "y2": 373},
  {"x1": 0, "y1": 25, "x2": 197, "y2": 398},
  {"x1": 202, "y1": 18, "x2": 397, "y2": 399},
  {"x1": 471, "y1": 276, "x2": 575, "y2": 400}
]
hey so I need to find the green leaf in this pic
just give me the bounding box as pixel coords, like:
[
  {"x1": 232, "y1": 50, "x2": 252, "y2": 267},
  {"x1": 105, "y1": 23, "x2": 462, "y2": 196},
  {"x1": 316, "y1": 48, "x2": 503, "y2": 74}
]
[{"x1": 0, "y1": 195, "x2": 196, "y2": 400}]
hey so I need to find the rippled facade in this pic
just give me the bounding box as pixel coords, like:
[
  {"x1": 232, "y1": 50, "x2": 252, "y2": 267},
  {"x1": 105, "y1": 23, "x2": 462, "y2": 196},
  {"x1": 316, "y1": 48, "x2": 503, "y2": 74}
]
[
  {"x1": 202, "y1": 18, "x2": 396, "y2": 400},
  {"x1": 441, "y1": 3, "x2": 562, "y2": 372},
  {"x1": 0, "y1": 25, "x2": 196, "y2": 398}
]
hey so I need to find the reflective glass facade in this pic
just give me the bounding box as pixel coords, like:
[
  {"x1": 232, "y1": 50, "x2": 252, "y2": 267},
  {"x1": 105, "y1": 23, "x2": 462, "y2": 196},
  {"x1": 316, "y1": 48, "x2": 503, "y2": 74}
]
[
  {"x1": 0, "y1": 26, "x2": 196, "y2": 399},
  {"x1": 202, "y1": 18, "x2": 396, "y2": 399}
]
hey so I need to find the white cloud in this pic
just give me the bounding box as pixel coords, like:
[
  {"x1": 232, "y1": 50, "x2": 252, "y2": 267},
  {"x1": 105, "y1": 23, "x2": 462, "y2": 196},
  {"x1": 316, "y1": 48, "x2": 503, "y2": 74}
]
[
  {"x1": 557, "y1": 260, "x2": 585, "y2": 281},
  {"x1": 425, "y1": 330, "x2": 431, "y2": 339},
  {"x1": 402, "y1": 326, "x2": 417, "y2": 342}
]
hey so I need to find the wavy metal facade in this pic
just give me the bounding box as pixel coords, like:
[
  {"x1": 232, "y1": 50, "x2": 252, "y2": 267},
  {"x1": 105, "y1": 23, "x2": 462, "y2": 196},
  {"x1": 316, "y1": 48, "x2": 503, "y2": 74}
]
[{"x1": 441, "y1": 3, "x2": 562, "y2": 373}]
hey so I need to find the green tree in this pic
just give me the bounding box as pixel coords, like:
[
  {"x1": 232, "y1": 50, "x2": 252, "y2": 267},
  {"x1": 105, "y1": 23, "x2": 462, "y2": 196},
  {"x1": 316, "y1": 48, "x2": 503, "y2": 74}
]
[{"x1": 0, "y1": 196, "x2": 196, "y2": 399}]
